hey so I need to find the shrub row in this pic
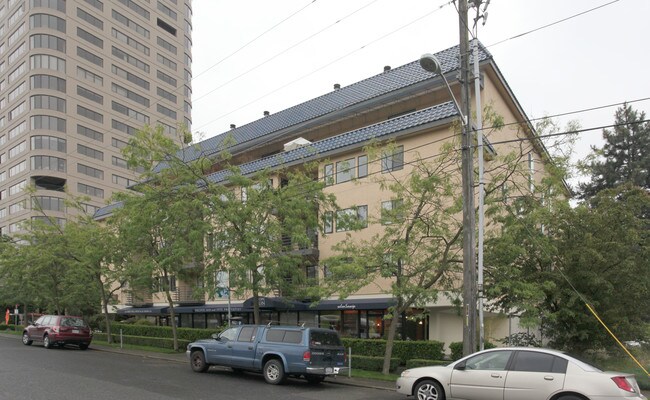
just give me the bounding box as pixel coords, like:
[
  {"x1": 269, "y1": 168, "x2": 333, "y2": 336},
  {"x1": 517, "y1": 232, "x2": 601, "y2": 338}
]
[
  {"x1": 341, "y1": 338, "x2": 444, "y2": 363},
  {"x1": 449, "y1": 341, "x2": 497, "y2": 361},
  {"x1": 350, "y1": 355, "x2": 400, "y2": 372},
  {"x1": 94, "y1": 332, "x2": 191, "y2": 351},
  {"x1": 109, "y1": 323, "x2": 218, "y2": 342}
]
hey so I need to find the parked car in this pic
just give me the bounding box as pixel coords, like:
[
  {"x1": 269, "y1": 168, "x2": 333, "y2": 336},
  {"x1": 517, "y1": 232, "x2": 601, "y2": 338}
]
[
  {"x1": 396, "y1": 347, "x2": 647, "y2": 400},
  {"x1": 22, "y1": 315, "x2": 92, "y2": 350},
  {"x1": 186, "y1": 324, "x2": 348, "y2": 385}
]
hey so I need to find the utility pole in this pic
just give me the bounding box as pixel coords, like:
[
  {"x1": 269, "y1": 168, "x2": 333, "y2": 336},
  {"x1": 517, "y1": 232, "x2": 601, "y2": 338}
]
[{"x1": 458, "y1": 0, "x2": 477, "y2": 357}]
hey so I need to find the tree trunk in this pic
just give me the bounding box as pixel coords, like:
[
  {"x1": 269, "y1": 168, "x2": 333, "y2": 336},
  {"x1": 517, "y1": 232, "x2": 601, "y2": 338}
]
[
  {"x1": 382, "y1": 312, "x2": 400, "y2": 375},
  {"x1": 253, "y1": 291, "x2": 260, "y2": 325},
  {"x1": 99, "y1": 279, "x2": 112, "y2": 344},
  {"x1": 165, "y1": 289, "x2": 178, "y2": 351}
]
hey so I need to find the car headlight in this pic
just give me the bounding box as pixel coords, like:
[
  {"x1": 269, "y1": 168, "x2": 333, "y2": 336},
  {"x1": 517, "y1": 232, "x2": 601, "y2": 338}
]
[{"x1": 401, "y1": 370, "x2": 411, "y2": 377}]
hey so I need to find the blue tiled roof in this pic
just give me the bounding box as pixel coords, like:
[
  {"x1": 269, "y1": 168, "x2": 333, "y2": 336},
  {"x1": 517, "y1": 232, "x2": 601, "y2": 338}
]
[
  {"x1": 93, "y1": 200, "x2": 123, "y2": 220},
  {"x1": 205, "y1": 101, "x2": 459, "y2": 184},
  {"x1": 166, "y1": 42, "x2": 491, "y2": 168}
]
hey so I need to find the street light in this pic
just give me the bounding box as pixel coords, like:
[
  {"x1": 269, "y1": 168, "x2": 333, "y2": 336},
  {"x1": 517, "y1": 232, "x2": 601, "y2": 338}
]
[{"x1": 420, "y1": 52, "x2": 477, "y2": 356}]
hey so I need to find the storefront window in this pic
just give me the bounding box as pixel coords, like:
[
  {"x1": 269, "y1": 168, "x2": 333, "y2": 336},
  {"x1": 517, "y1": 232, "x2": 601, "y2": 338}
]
[
  {"x1": 367, "y1": 311, "x2": 384, "y2": 338},
  {"x1": 341, "y1": 310, "x2": 358, "y2": 338},
  {"x1": 279, "y1": 312, "x2": 298, "y2": 326},
  {"x1": 207, "y1": 313, "x2": 221, "y2": 329},
  {"x1": 180, "y1": 313, "x2": 191, "y2": 328},
  {"x1": 298, "y1": 311, "x2": 318, "y2": 328},
  {"x1": 194, "y1": 314, "x2": 207, "y2": 329},
  {"x1": 319, "y1": 311, "x2": 340, "y2": 332}
]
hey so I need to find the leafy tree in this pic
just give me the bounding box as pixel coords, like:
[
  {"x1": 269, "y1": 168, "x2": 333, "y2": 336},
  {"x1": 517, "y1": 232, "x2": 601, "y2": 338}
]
[
  {"x1": 112, "y1": 125, "x2": 211, "y2": 351},
  {"x1": 579, "y1": 104, "x2": 650, "y2": 199}
]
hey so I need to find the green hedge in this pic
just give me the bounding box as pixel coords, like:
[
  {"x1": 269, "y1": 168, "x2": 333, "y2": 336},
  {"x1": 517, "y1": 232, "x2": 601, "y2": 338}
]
[
  {"x1": 341, "y1": 338, "x2": 444, "y2": 364},
  {"x1": 406, "y1": 359, "x2": 450, "y2": 369},
  {"x1": 109, "y1": 323, "x2": 219, "y2": 342},
  {"x1": 450, "y1": 341, "x2": 497, "y2": 360},
  {"x1": 94, "y1": 333, "x2": 191, "y2": 351},
  {"x1": 351, "y1": 355, "x2": 400, "y2": 372}
]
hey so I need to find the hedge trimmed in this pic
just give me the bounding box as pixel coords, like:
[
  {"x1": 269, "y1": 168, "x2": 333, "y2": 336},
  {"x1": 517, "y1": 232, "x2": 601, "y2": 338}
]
[
  {"x1": 94, "y1": 333, "x2": 190, "y2": 351},
  {"x1": 109, "y1": 323, "x2": 219, "y2": 342},
  {"x1": 405, "y1": 359, "x2": 450, "y2": 369},
  {"x1": 341, "y1": 338, "x2": 444, "y2": 364},
  {"x1": 351, "y1": 355, "x2": 400, "y2": 372},
  {"x1": 449, "y1": 341, "x2": 497, "y2": 360}
]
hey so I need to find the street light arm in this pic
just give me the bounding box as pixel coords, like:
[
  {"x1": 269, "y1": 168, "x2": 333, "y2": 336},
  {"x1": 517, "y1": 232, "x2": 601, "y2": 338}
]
[{"x1": 419, "y1": 53, "x2": 467, "y2": 125}]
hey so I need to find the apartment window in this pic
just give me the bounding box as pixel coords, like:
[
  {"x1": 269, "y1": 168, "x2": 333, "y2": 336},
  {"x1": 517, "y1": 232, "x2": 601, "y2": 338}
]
[
  {"x1": 357, "y1": 155, "x2": 368, "y2": 178},
  {"x1": 112, "y1": 64, "x2": 150, "y2": 90},
  {"x1": 157, "y1": 53, "x2": 177, "y2": 71},
  {"x1": 0, "y1": 208, "x2": 5, "y2": 218},
  {"x1": 77, "y1": 163, "x2": 103, "y2": 179},
  {"x1": 0, "y1": 62, "x2": 4, "y2": 74},
  {"x1": 157, "y1": 18, "x2": 176, "y2": 36},
  {"x1": 112, "y1": 46, "x2": 149, "y2": 73},
  {"x1": 8, "y1": 81, "x2": 26, "y2": 102},
  {"x1": 8, "y1": 42, "x2": 26, "y2": 64},
  {"x1": 157, "y1": 70, "x2": 176, "y2": 86},
  {"x1": 77, "y1": 7, "x2": 103, "y2": 29},
  {"x1": 185, "y1": 19, "x2": 192, "y2": 34},
  {"x1": 112, "y1": 28, "x2": 149, "y2": 55},
  {"x1": 0, "y1": 118, "x2": 4, "y2": 130},
  {"x1": 381, "y1": 146, "x2": 404, "y2": 173},
  {"x1": 381, "y1": 199, "x2": 404, "y2": 225},
  {"x1": 111, "y1": 137, "x2": 128, "y2": 149},
  {"x1": 77, "y1": 125, "x2": 103, "y2": 142},
  {"x1": 77, "y1": 86, "x2": 103, "y2": 104},
  {"x1": 0, "y1": 172, "x2": 5, "y2": 183},
  {"x1": 184, "y1": 53, "x2": 191, "y2": 67},
  {"x1": 157, "y1": 36, "x2": 176, "y2": 54},
  {"x1": 154, "y1": 87, "x2": 176, "y2": 104},
  {"x1": 77, "y1": 182, "x2": 103, "y2": 198},
  {"x1": 30, "y1": 54, "x2": 65, "y2": 72},
  {"x1": 112, "y1": 10, "x2": 149, "y2": 38},
  {"x1": 184, "y1": 35, "x2": 191, "y2": 50},
  {"x1": 159, "y1": 122, "x2": 176, "y2": 135},
  {"x1": 157, "y1": 104, "x2": 176, "y2": 119},
  {"x1": 30, "y1": 94, "x2": 66, "y2": 112},
  {"x1": 8, "y1": 160, "x2": 26, "y2": 177},
  {"x1": 9, "y1": 102, "x2": 26, "y2": 120},
  {"x1": 112, "y1": 101, "x2": 149, "y2": 124},
  {"x1": 8, "y1": 5, "x2": 25, "y2": 27},
  {"x1": 77, "y1": 27, "x2": 103, "y2": 48},
  {"x1": 184, "y1": 69, "x2": 191, "y2": 83},
  {"x1": 157, "y1": 1, "x2": 177, "y2": 20},
  {"x1": 336, "y1": 206, "x2": 367, "y2": 232},
  {"x1": 324, "y1": 164, "x2": 334, "y2": 186},
  {"x1": 9, "y1": 222, "x2": 23, "y2": 233},
  {"x1": 112, "y1": 119, "x2": 137, "y2": 136},
  {"x1": 30, "y1": 34, "x2": 65, "y2": 53},
  {"x1": 117, "y1": 0, "x2": 150, "y2": 19},
  {"x1": 111, "y1": 155, "x2": 128, "y2": 169},
  {"x1": 83, "y1": 0, "x2": 103, "y2": 11},
  {"x1": 30, "y1": 0, "x2": 66, "y2": 12},
  {"x1": 184, "y1": 101, "x2": 191, "y2": 114},
  {"x1": 8, "y1": 121, "x2": 26, "y2": 139},
  {"x1": 31, "y1": 75, "x2": 66, "y2": 92},
  {"x1": 336, "y1": 158, "x2": 355, "y2": 184},
  {"x1": 323, "y1": 211, "x2": 333, "y2": 234},
  {"x1": 77, "y1": 67, "x2": 102, "y2": 86},
  {"x1": 77, "y1": 47, "x2": 103, "y2": 67},
  {"x1": 31, "y1": 135, "x2": 66, "y2": 152},
  {"x1": 0, "y1": 154, "x2": 5, "y2": 164},
  {"x1": 112, "y1": 83, "x2": 149, "y2": 107},
  {"x1": 183, "y1": 85, "x2": 192, "y2": 97},
  {"x1": 31, "y1": 115, "x2": 66, "y2": 132},
  {"x1": 32, "y1": 196, "x2": 65, "y2": 212},
  {"x1": 31, "y1": 155, "x2": 66, "y2": 172},
  {"x1": 9, "y1": 180, "x2": 26, "y2": 196},
  {"x1": 0, "y1": 135, "x2": 4, "y2": 146},
  {"x1": 82, "y1": 203, "x2": 99, "y2": 215},
  {"x1": 0, "y1": 98, "x2": 6, "y2": 111},
  {"x1": 8, "y1": 23, "x2": 25, "y2": 46},
  {"x1": 77, "y1": 105, "x2": 103, "y2": 123},
  {"x1": 9, "y1": 141, "x2": 26, "y2": 158},
  {"x1": 77, "y1": 144, "x2": 103, "y2": 161},
  {"x1": 8, "y1": 63, "x2": 26, "y2": 83},
  {"x1": 112, "y1": 174, "x2": 136, "y2": 187},
  {"x1": 0, "y1": 80, "x2": 5, "y2": 92},
  {"x1": 528, "y1": 153, "x2": 535, "y2": 192},
  {"x1": 9, "y1": 201, "x2": 25, "y2": 214},
  {"x1": 30, "y1": 14, "x2": 66, "y2": 33}
]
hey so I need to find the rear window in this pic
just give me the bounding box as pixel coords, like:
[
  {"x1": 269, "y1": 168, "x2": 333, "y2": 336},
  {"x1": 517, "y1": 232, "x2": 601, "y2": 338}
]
[
  {"x1": 266, "y1": 329, "x2": 303, "y2": 344},
  {"x1": 60, "y1": 317, "x2": 86, "y2": 328},
  {"x1": 310, "y1": 330, "x2": 342, "y2": 346}
]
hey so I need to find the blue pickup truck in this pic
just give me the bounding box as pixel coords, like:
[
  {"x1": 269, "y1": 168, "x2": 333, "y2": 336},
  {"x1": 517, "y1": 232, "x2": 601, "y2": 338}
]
[{"x1": 186, "y1": 324, "x2": 348, "y2": 385}]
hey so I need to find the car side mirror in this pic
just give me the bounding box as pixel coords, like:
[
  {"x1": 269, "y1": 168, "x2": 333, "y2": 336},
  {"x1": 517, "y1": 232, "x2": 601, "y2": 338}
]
[{"x1": 454, "y1": 361, "x2": 467, "y2": 370}]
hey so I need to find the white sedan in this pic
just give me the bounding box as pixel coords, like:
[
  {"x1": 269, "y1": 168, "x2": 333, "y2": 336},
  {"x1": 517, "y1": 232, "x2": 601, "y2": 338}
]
[{"x1": 396, "y1": 347, "x2": 646, "y2": 400}]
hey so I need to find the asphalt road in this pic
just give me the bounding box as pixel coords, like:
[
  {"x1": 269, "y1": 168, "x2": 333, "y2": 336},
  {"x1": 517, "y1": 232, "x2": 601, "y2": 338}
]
[{"x1": 0, "y1": 336, "x2": 396, "y2": 400}]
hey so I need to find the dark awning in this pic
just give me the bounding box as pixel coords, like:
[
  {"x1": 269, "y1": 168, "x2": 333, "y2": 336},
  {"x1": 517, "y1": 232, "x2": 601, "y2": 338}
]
[
  {"x1": 311, "y1": 298, "x2": 396, "y2": 311},
  {"x1": 116, "y1": 306, "x2": 169, "y2": 315},
  {"x1": 242, "y1": 297, "x2": 309, "y2": 311},
  {"x1": 174, "y1": 303, "x2": 248, "y2": 314}
]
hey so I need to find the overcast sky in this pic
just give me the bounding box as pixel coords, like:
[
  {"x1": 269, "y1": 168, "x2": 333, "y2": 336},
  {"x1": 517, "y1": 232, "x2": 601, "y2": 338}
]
[{"x1": 189, "y1": 0, "x2": 649, "y2": 177}]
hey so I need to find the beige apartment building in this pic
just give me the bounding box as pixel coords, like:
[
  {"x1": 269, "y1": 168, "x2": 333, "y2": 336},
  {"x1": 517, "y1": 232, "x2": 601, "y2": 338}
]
[
  {"x1": 108, "y1": 42, "x2": 546, "y2": 348},
  {"x1": 0, "y1": 0, "x2": 192, "y2": 233}
]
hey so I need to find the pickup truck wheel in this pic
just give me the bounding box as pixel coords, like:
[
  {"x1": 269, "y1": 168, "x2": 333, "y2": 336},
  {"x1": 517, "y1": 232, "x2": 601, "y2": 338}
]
[
  {"x1": 305, "y1": 374, "x2": 325, "y2": 384},
  {"x1": 263, "y1": 359, "x2": 286, "y2": 385},
  {"x1": 190, "y1": 350, "x2": 209, "y2": 373}
]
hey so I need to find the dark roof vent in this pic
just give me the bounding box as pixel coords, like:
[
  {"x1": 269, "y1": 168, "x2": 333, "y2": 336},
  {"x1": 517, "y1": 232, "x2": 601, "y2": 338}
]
[
  {"x1": 263, "y1": 111, "x2": 270, "y2": 117},
  {"x1": 333, "y1": 83, "x2": 341, "y2": 90},
  {"x1": 230, "y1": 124, "x2": 236, "y2": 129},
  {"x1": 384, "y1": 65, "x2": 391, "y2": 72}
]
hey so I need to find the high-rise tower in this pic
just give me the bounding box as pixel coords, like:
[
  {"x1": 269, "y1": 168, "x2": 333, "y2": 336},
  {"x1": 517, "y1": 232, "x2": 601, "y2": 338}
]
[{"x1": 0, "y1": 0, "x2": 192, "y2": 233}]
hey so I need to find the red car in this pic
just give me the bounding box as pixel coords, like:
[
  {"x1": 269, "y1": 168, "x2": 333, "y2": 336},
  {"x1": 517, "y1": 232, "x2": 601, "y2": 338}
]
[{"x1": 22, "y1": 315, "x2": 92, "y2": 350}]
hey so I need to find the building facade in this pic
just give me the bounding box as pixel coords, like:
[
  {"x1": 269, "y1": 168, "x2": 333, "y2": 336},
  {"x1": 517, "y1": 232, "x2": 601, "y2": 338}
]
[
  {"x1": 0, "y1": 0, "x2": 192, "y2": 233},
  {"x1": 107, "y1": 42, "x2": 547, "y2": 349}
]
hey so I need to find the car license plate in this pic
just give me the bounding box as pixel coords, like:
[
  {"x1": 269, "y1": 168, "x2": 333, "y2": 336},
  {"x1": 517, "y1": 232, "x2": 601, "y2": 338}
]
[
  {"x1": 325, "y1": 367, "x2": 333, "y2": 374},
  {"x1": 72, "y1": 329, "x2": 79, "y2": 334}
]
